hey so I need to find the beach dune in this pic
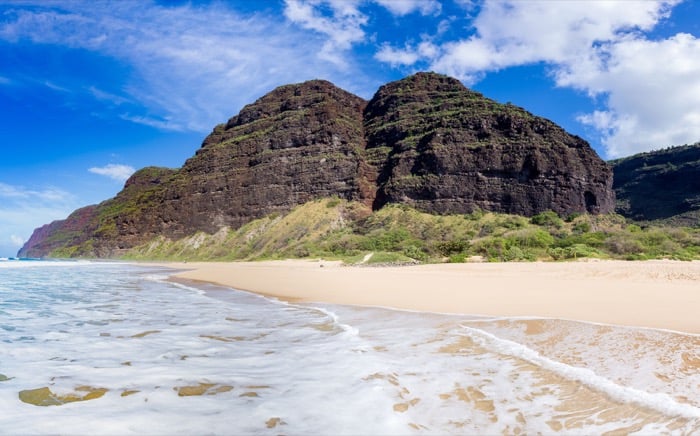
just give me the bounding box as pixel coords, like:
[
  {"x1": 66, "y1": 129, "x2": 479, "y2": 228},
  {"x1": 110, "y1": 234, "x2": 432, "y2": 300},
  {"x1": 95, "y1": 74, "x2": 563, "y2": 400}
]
[{"x1": 161, "y1": 260, "x2": 700, "y2": 334}]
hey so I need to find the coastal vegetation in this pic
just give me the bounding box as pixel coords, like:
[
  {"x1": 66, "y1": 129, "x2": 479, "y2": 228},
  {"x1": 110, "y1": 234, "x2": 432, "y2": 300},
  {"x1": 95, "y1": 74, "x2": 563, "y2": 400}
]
[{"x1": 123, "y1": 198, "x2": 700, "y2": 264}]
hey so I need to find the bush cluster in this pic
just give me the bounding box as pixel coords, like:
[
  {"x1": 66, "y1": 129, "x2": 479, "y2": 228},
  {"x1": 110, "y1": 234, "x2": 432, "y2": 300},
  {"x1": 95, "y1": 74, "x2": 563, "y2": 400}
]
[{"x1": 124, "y1": 199, "x2": 700, "y2": 264}]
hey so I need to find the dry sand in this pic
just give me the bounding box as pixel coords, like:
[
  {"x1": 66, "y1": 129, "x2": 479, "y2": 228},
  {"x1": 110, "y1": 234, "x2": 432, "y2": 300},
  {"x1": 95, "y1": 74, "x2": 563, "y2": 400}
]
[{"x1": 152, "y1": 259, "x2": 700, "y2": 334}]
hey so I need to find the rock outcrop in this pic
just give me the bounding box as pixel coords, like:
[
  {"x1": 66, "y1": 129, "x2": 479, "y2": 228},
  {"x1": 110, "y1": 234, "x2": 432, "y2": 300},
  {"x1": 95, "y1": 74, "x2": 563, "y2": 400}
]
[
  {"x1": 611, "y1": 143, "x2": 700, "y2": 224},
  {"x1": 19, "y1": 72, "x2": 615, "y2": 258},
  {"x1": 365, "y1": 73, "x2": 614, "y2": 215},
  {"x1": 164, "y1": 79, "x2": 371, "y2": 235}
]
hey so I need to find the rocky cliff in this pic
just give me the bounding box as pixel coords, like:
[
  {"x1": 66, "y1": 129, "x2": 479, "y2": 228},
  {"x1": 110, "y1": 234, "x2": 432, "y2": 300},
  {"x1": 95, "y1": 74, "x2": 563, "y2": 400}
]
[
  {"x1": 611, "y1": 143, "x2": 700, "y2": 225},
  {"x1": 365, "y1": 73, "x2": 614, "y2": 215},
  {"x1": 19, "y1": 72, "x2": 614, "y2": 258}
]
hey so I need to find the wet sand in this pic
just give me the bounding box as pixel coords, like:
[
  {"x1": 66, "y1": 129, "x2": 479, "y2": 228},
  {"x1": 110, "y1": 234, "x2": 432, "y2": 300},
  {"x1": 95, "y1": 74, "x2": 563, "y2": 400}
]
[{"x1": 153, "y1": 259, "x2": 700, "y2": 334}]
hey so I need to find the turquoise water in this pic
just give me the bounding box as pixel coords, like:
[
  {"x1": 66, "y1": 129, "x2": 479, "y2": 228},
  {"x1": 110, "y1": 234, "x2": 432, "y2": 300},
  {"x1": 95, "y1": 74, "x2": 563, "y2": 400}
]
[{"x1": 1, "y1": 260, "x2": 699, "y2": 434}]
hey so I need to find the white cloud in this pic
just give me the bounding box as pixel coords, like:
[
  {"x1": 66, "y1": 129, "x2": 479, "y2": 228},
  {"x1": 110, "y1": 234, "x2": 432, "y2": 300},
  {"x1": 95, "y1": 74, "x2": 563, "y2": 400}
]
[
  {"x1": 375, "y1": 40, "x2": 440, "y2": 66},
  {"x1": 373, "y1": 0, "x2": 699, "y2": 157},
  {"x1": 88, "y1": 164, "x2": 136, "y2": 182},
  {"x1": 375, "y1": 44, "x2": 421, "y2": 66},
  {"x1": 43, "y1": 80, "x2": 71, "y2": 92},
  {"x1": 283, "y1": 0, "x2": 367, "y2": 66},
  {"x1": 573, "y1": 33, "x2": 700, "y2": 157},
  {"x1": 0, "y1": 182, "x2": 72, "y2": 202},
  {"x1": 88, "y1": 86, "x2": 130, "y2": 106},
  {"x1": 10, "y1": 235, "x2": 25, "y2": 247},
  {"x1": 374, "y1": 0, "x2": 441, "y2": 16},
  {"x1": 0, "y1": 1, "x2": 372, "y2": 132}
]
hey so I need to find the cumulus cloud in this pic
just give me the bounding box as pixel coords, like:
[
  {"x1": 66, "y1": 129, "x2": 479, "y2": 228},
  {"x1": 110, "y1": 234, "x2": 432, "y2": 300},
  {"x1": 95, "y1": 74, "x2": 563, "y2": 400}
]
[
  {"x1": 375, "y1": 45, "x2": 421, "y2": 66},
  {"x1": 566, "y1": 33, "x2": 700, "y2": 157},
  {"x1": 283, "y1": 0, "x2": 367, "y2": 66},
  {"x1": 88, "y1": 164, "x2": 136, "y2": 182},
  {"x1": 282, "y1": 0, "x2": 441, "y2": 67},
  {"x1": 0, "y1": 1, "x2": 371, "y2": 132},
  {"x1": 373, "y1": 0, "x2": 699, "y2": 157}
]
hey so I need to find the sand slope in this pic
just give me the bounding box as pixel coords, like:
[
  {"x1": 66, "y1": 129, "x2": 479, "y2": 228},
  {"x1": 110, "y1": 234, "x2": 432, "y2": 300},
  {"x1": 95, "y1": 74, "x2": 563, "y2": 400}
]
[{"x1": 155, "y1": 260, "x2": 700, "y2": 334}]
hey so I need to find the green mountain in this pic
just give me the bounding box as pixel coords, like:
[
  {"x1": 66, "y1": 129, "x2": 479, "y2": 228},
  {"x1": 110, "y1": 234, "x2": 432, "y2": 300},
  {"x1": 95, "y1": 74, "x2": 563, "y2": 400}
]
[
  {"x1": 19, "y1": 72, "x2": 615, "y2": 258},
  {"x1": 611, "y1": 143, "x2": 700, "y2": 225}
]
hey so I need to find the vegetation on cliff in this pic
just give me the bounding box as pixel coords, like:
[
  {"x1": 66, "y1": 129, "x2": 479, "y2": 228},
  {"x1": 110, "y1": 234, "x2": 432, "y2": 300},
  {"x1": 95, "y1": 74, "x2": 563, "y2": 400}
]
[
  {"x1": 610, "y1": 143, "x2": 700, "y2": 225},
  {"x1": 23, "y1": 74, "x2": 700, "y2": 262},
  {"x1": 18, "y1": 72, "x2": 617, "y2": 259},
  {"x1": 122, "y1": 198, "x2": 700, "y2": 263}
]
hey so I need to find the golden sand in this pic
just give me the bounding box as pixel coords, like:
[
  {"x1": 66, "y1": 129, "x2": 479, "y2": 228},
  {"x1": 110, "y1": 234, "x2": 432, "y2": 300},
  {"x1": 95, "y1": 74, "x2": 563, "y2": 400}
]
[
  {"x1": 174, "y1": 383, "x2": 234, "y2": 397},
  {"x1": 130, "y1": 330, "x2": 161, "y2": 338},
  {"x1": 154, "y1": 259, "x2": 700, "y2": 334},
  {"x1": 265, "y1": 417, "x2": 285, "y2": 429}
]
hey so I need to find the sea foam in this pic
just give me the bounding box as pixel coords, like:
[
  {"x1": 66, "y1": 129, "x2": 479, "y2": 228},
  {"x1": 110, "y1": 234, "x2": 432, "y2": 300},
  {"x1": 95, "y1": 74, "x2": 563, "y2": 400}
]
[{"x1": 1, "y1": 262, "x2": 698, "y2": 434}]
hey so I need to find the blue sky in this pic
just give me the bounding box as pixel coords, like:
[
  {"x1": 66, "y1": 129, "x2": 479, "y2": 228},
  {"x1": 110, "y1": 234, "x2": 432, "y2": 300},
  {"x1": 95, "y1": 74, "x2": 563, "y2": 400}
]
[{"x1": 1, "y1": 0, "x2": 700, "y2": 257}]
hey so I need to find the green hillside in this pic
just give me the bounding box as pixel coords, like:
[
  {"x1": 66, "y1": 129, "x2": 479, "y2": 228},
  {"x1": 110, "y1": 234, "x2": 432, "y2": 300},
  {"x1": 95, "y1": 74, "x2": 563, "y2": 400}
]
[
  {"x1": 611, "y1": 143, "x2": 700, "y2": 226},
  {"x1": 123, "y1": 198, "x2": 700, "y2": 263}
]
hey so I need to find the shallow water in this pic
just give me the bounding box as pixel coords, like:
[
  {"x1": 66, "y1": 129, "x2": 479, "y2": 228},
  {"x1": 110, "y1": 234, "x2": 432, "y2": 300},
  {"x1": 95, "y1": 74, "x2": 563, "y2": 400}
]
[{"x1": 1, "y1": 260, "x2": 698, "y2": 434}]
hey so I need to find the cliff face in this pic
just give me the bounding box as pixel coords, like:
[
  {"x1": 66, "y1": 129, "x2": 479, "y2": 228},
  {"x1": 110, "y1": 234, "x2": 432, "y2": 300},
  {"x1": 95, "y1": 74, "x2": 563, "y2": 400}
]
[
  {"x1": 19, "y1": 167, "x2": 176, "y2": 258},
  {"x1": 19, "y1": 72, "x2": 615, "y2": 258},
  {"x1": 611, "y1": 143, "x2": 700, "y2": 224},
  {"x1": 365, "y1": 73, "x2": 614, "y2": 215},
  {"x1": 164, "y1": 80, "x2": 371, "y2": 235}
]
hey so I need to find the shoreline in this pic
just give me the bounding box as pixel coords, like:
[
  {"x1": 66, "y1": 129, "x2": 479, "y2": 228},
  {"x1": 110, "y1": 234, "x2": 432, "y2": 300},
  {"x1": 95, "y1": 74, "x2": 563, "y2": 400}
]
[{"x1": 147, "y1": 259, "x2": 700, "y2": 334}]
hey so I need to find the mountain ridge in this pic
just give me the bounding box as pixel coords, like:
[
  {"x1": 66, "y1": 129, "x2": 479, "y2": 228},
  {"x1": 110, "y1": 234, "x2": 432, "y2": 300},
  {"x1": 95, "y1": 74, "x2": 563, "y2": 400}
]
[
  {"x1": 610, "y1": 143, "x2": 700, "y2": 225},
  {"x1": 19, "y1": 72, "x2": 615, "y2": 258}
]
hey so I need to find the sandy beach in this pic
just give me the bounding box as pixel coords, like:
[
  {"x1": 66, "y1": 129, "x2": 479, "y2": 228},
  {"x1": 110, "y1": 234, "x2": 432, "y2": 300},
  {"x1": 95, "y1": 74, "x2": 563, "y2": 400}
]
[{"x1": 154, "y1": 259, "x2": 700, "y2": 334}]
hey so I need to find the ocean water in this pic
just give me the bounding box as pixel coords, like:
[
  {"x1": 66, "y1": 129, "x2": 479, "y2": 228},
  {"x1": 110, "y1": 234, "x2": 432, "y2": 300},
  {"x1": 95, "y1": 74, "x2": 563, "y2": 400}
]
[{"x1": 1, "y1": 260, "x2": 699, "y2": 435}]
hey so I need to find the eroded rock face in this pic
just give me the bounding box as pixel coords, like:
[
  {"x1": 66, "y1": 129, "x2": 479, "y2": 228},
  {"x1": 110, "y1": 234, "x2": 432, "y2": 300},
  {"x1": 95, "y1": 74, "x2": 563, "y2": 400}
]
[
  {"x1": 20, "y1": 81, "x2": 369, "y2": 257},
  {"x1": 611, "y1": 143, "x2": 700, "y2": 224},
  {"x1": 19, "y1": 73, "x2": 615, "y2": 258},
  {"x1": 161, "y1": 80, "x2": 370, "y2": 236},
  {"x1": 365, "y1": 73, "x2": 614, "y2": 216},
  {"x1": 18, "y1": 205, "x2": 99, "y2": 258}
]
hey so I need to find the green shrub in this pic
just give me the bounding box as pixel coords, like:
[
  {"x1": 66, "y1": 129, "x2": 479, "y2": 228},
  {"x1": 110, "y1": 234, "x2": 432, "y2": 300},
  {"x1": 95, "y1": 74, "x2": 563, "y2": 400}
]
[
  {"x1": 465, "y1": 209, "x2": 485, "y2": 220},
  {"x1": 360, "y1": 228, "x2": 411, "y2": 251},
  {"x1": 448, "y1": 253, "x2": 468, "y2": 263},
  {"x1": 403, "y1": 245, "x2": 428, "y2": 261},
  {"x1": 497, "y1": 215, "x2": 527, "y2": 230},
  {"x1": 548, "y1": 244, "x2": 600, "y2": 260},
  {"x1": 530, "y1": 211, "x2": 563, "y2": 228},
  {"x1": 436, "y1": 240, "x2": 469, "y2": 256},
  {"x1": 606, "y1": 235, "x2": 644, "y2": 255},
  {"x1": 326, "y1": 197, "x2": 341, "y2": 208},
  {"x1": 572, "y1": 221, "x2": 591, "y2": 234},
  {"x1": 478, "y1": 222, "x2": 496, "y2": 237},
  {"x1": 502, "y1": 246, "x2": 534, "y2": 261},
  {"x1": 506, "y1": 228, "x2": 555, "y2": 248},
  {"x1": 565, "y1": 212, "x2": 582, "y2": 222},
  {"x1": 473, "y1": 237, "x2": 506, "y2": 260}
]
